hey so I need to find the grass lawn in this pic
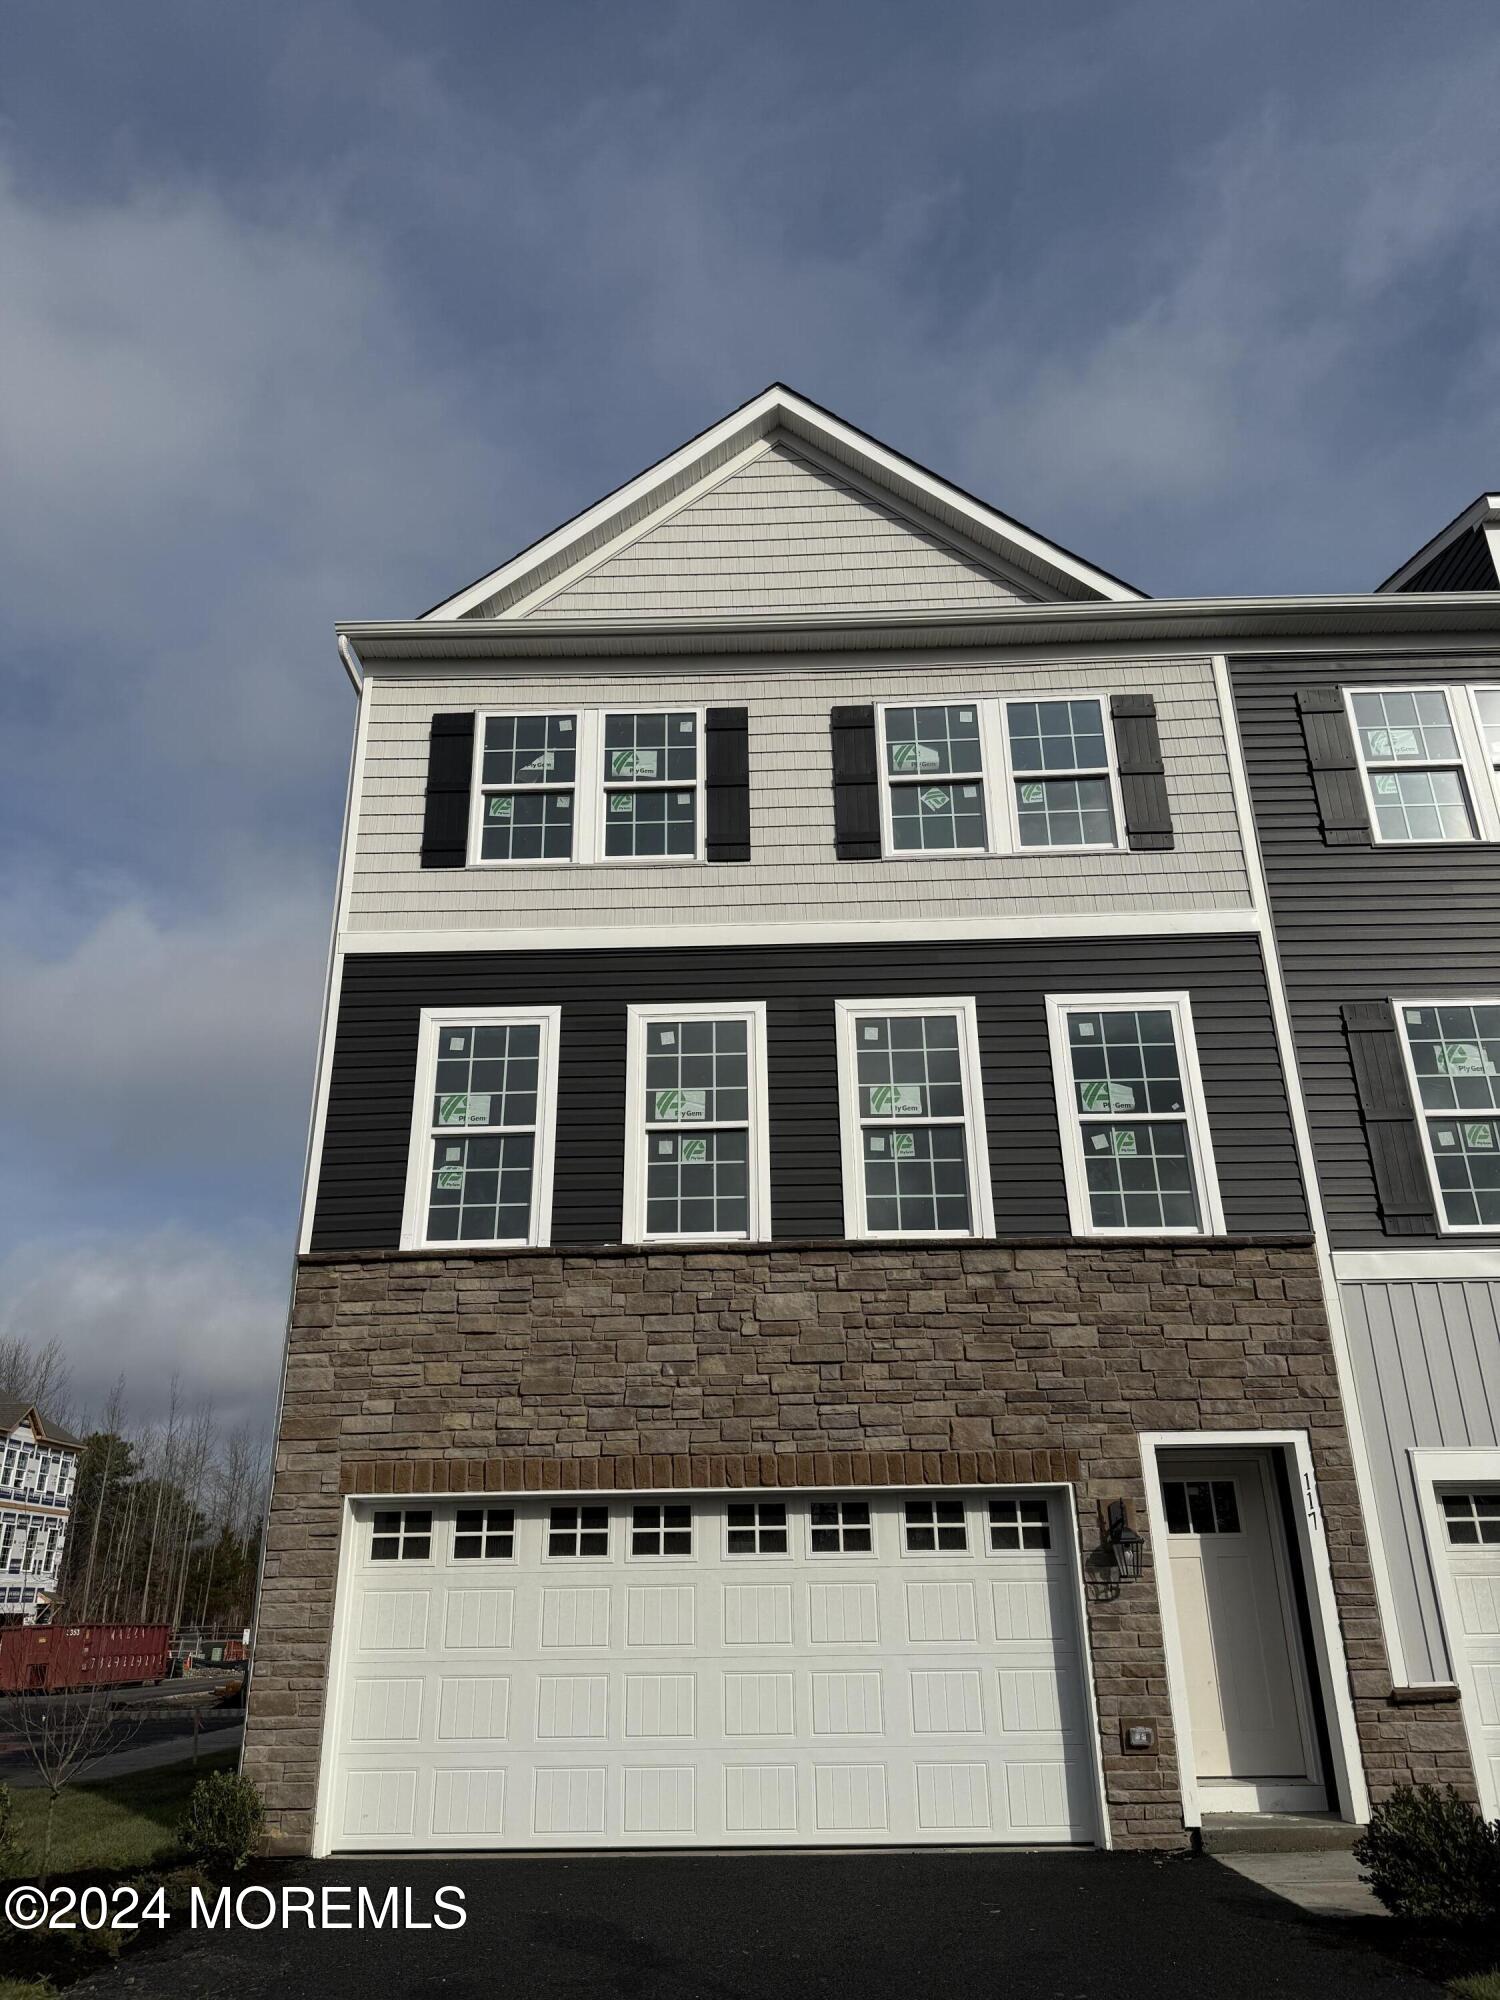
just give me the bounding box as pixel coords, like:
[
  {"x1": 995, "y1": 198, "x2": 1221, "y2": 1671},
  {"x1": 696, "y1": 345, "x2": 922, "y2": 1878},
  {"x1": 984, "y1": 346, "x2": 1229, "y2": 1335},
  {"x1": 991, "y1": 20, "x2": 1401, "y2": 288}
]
[
  {"x1": 2, "y1": 1749, "x2": 236, "y2": 1880},
  {"x1": 1452, "y1": 1977, "x2": 1500, "y2": 2000}
]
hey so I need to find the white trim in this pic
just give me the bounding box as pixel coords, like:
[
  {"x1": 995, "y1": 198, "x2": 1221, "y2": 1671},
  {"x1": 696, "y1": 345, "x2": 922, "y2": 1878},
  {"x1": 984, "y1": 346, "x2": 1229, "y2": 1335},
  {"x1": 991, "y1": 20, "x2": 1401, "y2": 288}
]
[
  {"x1": 873, "y1": 692, "x2": 1125, "y2": 861},
  {"x1": 421, "y1": 386, "x2": 1140, "y2": 620},
  {"x1": 1391, "y1": 996, "x2": 1500, "y2": 1238},
  {"x1": 398, "y1": 1007, "x2": 562, "y2": 1251},
  {"x1": 1342, "y1": 683, "x2": 1498, "y2": 847},
  {"x1": 833, "y1": 996, "x2": 995, "y2": 1241},
  {"x1": 310, "y1": 1493, "x2": 358, "y2": 1857},
  {"x1": 1411, "y1": 1445, "x2": 1500, "y2": 1818},
  {"x1": 1463, "y1": 683, "x2": 1500, "y2": 824},
  {"x1": 622, "y1": 1001, "x2": 771, "y2": 1245},
  {"x1": 338, "y1": 907, "x2": 1265, "y2": 957},
  {"x1": 1059, "y1": 1478, "x2": 1114, "y2": 1849},
  {"x1": 1045, "y1": 992, "x2": 1226, "y2": 1239},
  {"x1": 1212, "y1": 652, "x2": 1414, "y2": 1683},
  {"x1": 1140, "y1": 1430, "x2": 1370, "y2": 1829},
  {"x1": 1334, "y1": 1248, "x2": 1500, "y2": 1281}
]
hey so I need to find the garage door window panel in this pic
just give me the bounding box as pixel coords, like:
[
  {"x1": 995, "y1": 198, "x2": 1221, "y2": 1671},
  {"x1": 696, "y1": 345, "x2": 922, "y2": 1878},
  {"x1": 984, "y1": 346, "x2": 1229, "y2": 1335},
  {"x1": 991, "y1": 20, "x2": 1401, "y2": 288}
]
[
  {"x1": 548, "y1": 1505, "x2": 609, "y2": 1559},
  {"x1": 454, "y1": 1508, "x2": 514, "y2": 1560},
  {"x1": 370, "y1": 1509, "x2": 432, "y2": 1562},
  {"x1": 725, "y1": 1500, "x2": 788, "y2": 1556},
  {"x1": 1443, "y1": 1492, "x2": 1500, "y2": 1546},
  {"x1": 631, "y1": 1503, "x2": 692, "y2": 1557},
  {"x1": 904, "y1": 1498, "x2": 968, "y2": 1553},
  {"x1": 988, "y1": 1498, "x2": 1051, "y2": 1551},
  {"x1": 809, "y1": 1499, "x2": 873, "y2": 1555}
]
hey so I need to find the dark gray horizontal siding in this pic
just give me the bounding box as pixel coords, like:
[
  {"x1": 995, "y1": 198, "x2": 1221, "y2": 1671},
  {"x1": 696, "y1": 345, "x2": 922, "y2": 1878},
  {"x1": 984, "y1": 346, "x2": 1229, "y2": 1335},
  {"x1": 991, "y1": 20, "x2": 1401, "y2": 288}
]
[
  {"x1": 1231, "y1": 652, "x2": 1500, "y2": 1248},
  {"x1": 311, "y1": 935, "x2": 1307, "y2": 1252},
  {"x1": 1397, "y1": 526, "x2": 1497, "y2": 594}
]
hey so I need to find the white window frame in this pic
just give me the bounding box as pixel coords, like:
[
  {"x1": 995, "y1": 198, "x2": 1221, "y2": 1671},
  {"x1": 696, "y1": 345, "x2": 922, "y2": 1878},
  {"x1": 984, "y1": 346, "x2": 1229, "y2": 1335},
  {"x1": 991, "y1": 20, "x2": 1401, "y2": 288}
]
[
  {"x1": 467, "y1": 709, "x2": 582, "y2": 868},
  {"x1": 874, "y1": 694, "x2": 1126, "y2": 861},
  {"x1": 623, "y1": 1000, "x2": 771, "y2": 1245},
  {"x1": 1046, "y1": 991, "x2": 1226, "y2": 1239},
  {"x1": 834, "y1": 996, "x2": 996, "y2": 1241},
  {"x1": 1464, "y1": 684, "x2": 1500, "y2": 816},
  {"x1": 1342, "y1": 684, "x2": 1500, "y2": 846},
  {"x1": 400, "y1": 1005, "x2": 562, "y2": 1250},
  {"x1": 1393, "y1": 995, "x2": 1500, "y2": 1237}
]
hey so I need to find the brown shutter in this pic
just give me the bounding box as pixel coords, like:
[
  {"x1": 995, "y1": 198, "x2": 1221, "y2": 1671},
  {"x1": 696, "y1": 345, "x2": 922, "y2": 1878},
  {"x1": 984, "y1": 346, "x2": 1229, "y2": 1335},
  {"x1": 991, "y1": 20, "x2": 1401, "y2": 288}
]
[
  {"x1": 1344, "y1": 1000, "x2": 1437, "y2": 1234},
  {"x1": 1110, "y1": 694, "x2": 1173, "y2": 849},
  {"x1": 705, "y1": 708, "x2": 751, "y2": 862},
  {"x1": 1298, "y1": 689, "x2": 1371, "y2": 846},
  {"x1": 830, "y1": 705, "x2": 881, "y2": 859},
  {"x1": 420, "y1": 713, "x2": 475, "y2": 868}
]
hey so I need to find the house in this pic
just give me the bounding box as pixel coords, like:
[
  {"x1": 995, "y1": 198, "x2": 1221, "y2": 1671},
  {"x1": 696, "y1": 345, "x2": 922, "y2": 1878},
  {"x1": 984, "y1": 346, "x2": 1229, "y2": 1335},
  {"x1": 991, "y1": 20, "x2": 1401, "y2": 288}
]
[
  {"x1": 0, "y1": 1397, "x2": 82, "y2": 1624},
  {"x1": 244, "y1": 386, "x2": 1487, "y2": 1857},
  {"x1": 1209, "y1": 497, "x2": 1500, "y2": 1820}
]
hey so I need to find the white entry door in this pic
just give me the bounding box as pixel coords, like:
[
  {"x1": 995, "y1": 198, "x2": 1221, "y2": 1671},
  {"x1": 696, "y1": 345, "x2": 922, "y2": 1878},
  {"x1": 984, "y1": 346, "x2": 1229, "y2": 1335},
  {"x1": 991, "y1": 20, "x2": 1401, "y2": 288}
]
[
  {"x1": 320, "y1": 1488, "x2": 1100, "y2": 1852},
  {"x1": 1159, "y1": 1453, "x2": 1325, "y2": 1812},
  {"x1": 1428, "y1": 1487, "x2": 1500, "y2": 1817}
]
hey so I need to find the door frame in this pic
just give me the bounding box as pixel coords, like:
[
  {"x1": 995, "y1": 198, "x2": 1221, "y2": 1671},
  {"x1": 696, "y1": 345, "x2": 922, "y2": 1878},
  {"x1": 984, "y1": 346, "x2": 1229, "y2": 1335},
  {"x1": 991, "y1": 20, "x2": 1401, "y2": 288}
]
[
  {"x1": 308, "y1": 1481, "x2": 1113, "y2": 1858},
  {"x1": 1139, "y1": 1431, "x2": 1370, "y2": 1828},
  {"x1": 1411, "y1": 1445, "x2": 1500, "y2": 1820}
]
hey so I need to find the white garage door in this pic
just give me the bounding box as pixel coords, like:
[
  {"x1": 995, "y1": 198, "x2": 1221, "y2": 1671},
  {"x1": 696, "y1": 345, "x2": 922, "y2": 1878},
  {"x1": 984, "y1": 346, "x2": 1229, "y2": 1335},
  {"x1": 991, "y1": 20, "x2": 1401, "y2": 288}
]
[
  {"x1": 322, "y1": 1489, "x2": 1099, "y2": 1851},
  {"x1": 1433, "y1": 1488, "x2": 1500, "y2": 1816}
]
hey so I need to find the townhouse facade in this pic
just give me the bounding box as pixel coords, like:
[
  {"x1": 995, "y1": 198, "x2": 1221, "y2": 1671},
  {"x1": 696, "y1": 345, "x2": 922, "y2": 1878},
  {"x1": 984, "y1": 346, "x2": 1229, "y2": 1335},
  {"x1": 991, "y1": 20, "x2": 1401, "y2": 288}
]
[
  {"x1": 245, "y1": 387, "x2": 1495, "y2": 1856},
  {"x1": 0, "y1": 1398, "x2": 82, "y2": 1624},
  {"x1": 1217, "y1": 490, "x2": 1500, "y2": 1818}
]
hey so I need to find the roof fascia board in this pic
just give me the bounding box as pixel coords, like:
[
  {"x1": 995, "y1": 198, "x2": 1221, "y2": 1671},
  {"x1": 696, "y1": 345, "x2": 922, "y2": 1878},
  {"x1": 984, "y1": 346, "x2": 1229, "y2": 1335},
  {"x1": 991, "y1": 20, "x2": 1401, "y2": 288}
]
[
  {"x1": 1377, "y1": 494, "x2": 1500, "y2": 591},
  {"x1": 421, "y1": 385, "x2": 1144, "y2": 621}
]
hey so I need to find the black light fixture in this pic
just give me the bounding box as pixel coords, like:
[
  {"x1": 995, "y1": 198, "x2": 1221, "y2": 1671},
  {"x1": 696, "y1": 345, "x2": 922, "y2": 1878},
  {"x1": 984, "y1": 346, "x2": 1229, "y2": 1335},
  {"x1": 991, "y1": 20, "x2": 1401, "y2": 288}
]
[{"x1": 1107, "y1": 1499, "x2": 1146, "y2": 1582}]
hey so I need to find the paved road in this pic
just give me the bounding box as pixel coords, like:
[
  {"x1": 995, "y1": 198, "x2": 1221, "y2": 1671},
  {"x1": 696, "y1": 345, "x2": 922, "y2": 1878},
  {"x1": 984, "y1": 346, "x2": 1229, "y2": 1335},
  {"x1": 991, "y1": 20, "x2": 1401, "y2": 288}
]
[{"x1": 76, "y1": 1850, "x2": 1437, "y2": 1999}]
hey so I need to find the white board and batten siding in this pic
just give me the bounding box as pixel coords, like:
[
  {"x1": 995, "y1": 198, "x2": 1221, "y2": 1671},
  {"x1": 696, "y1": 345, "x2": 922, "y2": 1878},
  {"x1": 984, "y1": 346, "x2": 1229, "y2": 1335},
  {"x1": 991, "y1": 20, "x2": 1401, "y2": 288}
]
[
  {"x1": 322, "y1": 1491, "x2": 1101, "y2": 1853},
  {"x1": 347, "y1": 657, "x2": 1251, "y2": 936},
  {"x1": 1341, "y1": 1277, "x2": 1500, "y2": 1682}
]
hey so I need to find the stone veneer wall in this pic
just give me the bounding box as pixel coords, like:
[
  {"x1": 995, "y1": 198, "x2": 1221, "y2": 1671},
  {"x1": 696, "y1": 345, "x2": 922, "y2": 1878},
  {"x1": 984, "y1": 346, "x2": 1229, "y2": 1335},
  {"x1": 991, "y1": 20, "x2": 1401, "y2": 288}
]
[{"x1": 244, "y1": 1239, "x2": 1474, "y2": 1852}]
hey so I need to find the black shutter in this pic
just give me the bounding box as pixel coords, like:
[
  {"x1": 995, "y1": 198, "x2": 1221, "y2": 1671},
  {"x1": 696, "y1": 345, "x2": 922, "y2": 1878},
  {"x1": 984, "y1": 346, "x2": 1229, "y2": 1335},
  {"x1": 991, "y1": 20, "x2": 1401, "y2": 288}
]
[
  {"x1": 420, "y1": 712, "x2": 475, "y2": 868},
  {"x1": 705, "y1": 707, "x2": 751, "y2": 862},
  {"x1": 1344, "y1": 1000, "x2": 1437, "y2": 1235},
  {"x1": 830, "y1": 705, "x2": 881, "y2": 859},
  {"x1": 1298, "y1": 688, "x2": 1371, "y2": 846},
  {"x1": 1110, "y1": 694, "x2": 1173, "y2": 850}
]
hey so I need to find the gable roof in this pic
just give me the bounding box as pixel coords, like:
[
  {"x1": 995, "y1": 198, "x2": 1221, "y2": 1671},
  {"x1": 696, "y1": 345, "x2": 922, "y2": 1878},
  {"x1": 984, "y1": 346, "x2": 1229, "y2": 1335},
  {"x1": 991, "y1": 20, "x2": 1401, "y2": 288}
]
[
  {"x1": 0, "y1": 1396, "x2": 82, "y2": 1450},
  {"x1": 423, "y1": 384, "x2": 1143, "y2": 621},
  {"x1": 1379, "y1": 493, "x2": 1500, "y2": 593}
]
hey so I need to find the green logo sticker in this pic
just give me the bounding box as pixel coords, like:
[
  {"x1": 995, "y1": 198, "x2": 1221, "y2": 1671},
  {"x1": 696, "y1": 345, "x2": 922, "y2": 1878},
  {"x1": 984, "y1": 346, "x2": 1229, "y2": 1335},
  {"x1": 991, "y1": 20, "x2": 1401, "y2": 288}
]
[
  {"x1": 519, "y1": 752, "x2": 555, "y2": 774},
  {"x1": 488, "y1": 796, "x2": 513, "y2": 818},
  {"x1": 439, "y1": 1094, "x2": 468, "y2": 1124},
  {"x1": 679, "y1": 1137, "x2": 708, "y2": 1163},
  {"x1": 1436, "y1": 1041, "x2": 1495, "y2": 1077},
  {"x1": 1080, "y1": 1081, "x2": 1135, "y2": 1112},
  {"x1": 869, "y1": 1083, "x2": 923, "y2": 1115},
  {"x1": 434, "y1": 1166, "x2": 463, "y2": 1190},
  {"x1": 654, "y1": 1088, "x2": 707, "y2": 1121},
  {"x1": 609, "y1": 793, "x2": 633, "y2": 813},
  {"x1": 920, "y1": 788, "x2": 950, "y2": 813},
  {"x1": 1020, "y1": 782, "x2": 1044, "y2": 805},
  {"x1": 1373, "y1": 773, "x2": 1399, "y2": 797},
  {"x1": 611, "y1": 748, "x2": 657, "y2": 779},
  {"x1": 891, "y1": 1131, "x2": 916, "y2": 1159},
  {"x1": 1464, "y1": 1123, "x2": 1496, "y2": 1150},
  {"x1": 439, "y1": 1093, "x2": 490, "y2": 1126},
  {"x1": 1389, "y1": 728, "x2": 1421, "y2": 758},
  {"x1": 1110, "y1": 1130, "x2": 1138, "y2": 1157},
  {"x1": 890, "y1": 741, "x2": 939, "y2": 774}
]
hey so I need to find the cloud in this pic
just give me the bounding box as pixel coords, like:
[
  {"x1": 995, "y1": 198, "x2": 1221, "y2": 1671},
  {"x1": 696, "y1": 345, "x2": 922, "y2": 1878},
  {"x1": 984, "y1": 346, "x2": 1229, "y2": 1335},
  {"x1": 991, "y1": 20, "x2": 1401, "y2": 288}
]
[{"x1": 0, "y1": 1225, "x2": 288, "y2": 1434}]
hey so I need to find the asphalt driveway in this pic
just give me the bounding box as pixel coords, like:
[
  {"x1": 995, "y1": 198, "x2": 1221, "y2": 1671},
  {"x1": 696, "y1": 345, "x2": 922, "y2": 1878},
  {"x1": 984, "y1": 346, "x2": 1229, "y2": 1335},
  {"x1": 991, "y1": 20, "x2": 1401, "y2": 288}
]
[{"x1": 77, "y1": 1849, "x2": 1438, "y2": 1999}]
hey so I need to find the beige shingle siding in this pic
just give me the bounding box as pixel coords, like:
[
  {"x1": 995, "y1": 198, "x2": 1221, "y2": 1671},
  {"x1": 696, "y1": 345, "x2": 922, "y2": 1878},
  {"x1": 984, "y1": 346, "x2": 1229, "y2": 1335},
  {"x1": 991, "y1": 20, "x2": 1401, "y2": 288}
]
[
  {"x1": 346, "y1": 656, "x2": 1253, "y2": 932},
  {"x1": 524, "y1": 445, "x2": 1028, "y2": 619}
]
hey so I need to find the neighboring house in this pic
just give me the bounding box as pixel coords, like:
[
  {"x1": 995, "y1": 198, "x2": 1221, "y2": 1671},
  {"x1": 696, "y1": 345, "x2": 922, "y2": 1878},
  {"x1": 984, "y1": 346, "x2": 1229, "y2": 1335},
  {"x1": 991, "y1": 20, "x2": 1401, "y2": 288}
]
[
  {"x1": 0, "y1": 1397, "x2": 82, "y2": 1624},
  {"x1": 246, "y1": 386, "x2": 1488, "y2": 1858},
  {"x1": 1214, "y1": 496, "x2": 1500, "y2": 1817}
]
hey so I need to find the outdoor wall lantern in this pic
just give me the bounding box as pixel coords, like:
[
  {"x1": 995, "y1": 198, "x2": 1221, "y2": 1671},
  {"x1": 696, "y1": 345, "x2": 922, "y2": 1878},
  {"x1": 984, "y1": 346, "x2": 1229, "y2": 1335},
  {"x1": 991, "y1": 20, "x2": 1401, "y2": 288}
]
[{"x1": 1107, "y1": 1499, "x2": 1146, "y2": 1581}]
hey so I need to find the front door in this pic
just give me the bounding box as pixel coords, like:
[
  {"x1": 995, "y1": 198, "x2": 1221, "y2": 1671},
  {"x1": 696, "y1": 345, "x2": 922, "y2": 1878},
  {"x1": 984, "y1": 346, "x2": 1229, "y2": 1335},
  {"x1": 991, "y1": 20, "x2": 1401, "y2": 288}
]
[{"x1": 1159, "y1": 1452, "x2": 1325, "y2": 1812}]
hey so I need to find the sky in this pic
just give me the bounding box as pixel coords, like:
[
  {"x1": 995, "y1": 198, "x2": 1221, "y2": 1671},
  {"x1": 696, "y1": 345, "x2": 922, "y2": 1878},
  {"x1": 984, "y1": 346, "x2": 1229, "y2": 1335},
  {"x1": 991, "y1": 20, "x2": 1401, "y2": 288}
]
[{"x1": 2, "y1": 1, "x2": 1499, "y2": 1433}]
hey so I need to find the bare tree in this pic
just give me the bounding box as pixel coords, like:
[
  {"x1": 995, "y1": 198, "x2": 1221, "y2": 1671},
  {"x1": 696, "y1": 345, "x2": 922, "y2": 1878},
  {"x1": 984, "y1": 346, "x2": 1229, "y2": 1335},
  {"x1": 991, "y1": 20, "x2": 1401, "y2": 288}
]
[
  {"x1": 0, "y1": 1333, "x2": 73, "y2": 1426},
  {"x1": 8, "y1": 1685, "x2": 145, "y2": 1884}
]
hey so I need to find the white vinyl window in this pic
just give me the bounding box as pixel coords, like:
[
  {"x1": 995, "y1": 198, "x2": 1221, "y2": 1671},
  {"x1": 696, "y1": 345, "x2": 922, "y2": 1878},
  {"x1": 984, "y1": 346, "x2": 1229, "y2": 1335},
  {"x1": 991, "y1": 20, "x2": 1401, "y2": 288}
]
[
  {"x1": 471, "y1": 712, "x2": 578, "y2": 862},
  {"x1": 1046, "y1": 993, "x2": 1225, "y2": 1237},
  {"x1": 835, "y1": 998, "x2": 994, "y2": 1240},
  {"x1": 1345, "y1": 686, "x2": 1500, "y2": 844},
  {"x1": 401, "y1": 1008, "x2": 561, "y2": 1250},
  {"x1": 876, "y1": 696, "x2": 1123, "y2": 858},
  {"x1": 624, "y1": 1003, "x2": 770, "y2": 1244},
  {"x1": 1396, "y1": 999, "x2": 1500, "y2": 1233},
  {"x1": 468, "y1": 707, "x2": 706, "y2": 865}
]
